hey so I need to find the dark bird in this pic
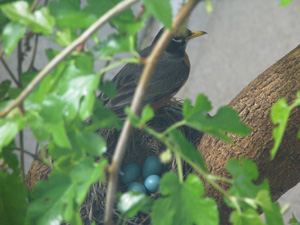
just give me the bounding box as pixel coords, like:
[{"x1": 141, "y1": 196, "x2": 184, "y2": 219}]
[{"x1": 99, "y1": 28, "x2": 207, "y2": 119}]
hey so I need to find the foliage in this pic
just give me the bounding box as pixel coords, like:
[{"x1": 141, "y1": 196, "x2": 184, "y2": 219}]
[
  {"x1": 279, "y1": 0, "x2": 294, "y2": 6},
  {"x1": 270, "y1": 92, "x2": 300, "y2": 159},
  {"x1": 0, "y1": 0, "x2": 296, "y2": 225}
]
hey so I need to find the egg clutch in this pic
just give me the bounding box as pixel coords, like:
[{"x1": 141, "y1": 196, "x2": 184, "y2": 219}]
[{"x1": 120, "y1": 155, "x2": 163, "y2": 194}]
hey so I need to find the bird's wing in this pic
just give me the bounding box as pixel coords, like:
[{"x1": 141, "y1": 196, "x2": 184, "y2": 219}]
[{"x1": 98, "y1": 49, "x2": 189, "y2": 119}]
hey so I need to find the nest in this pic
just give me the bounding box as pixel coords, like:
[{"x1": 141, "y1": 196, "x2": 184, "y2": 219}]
[{"x1": 80, "y1": 99, "x2": 203, "y2": 225}]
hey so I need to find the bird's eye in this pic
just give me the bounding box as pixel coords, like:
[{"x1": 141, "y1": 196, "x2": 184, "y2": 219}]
[{"x1": 172, "y1": 37, "x2": 182, "y2": 43}]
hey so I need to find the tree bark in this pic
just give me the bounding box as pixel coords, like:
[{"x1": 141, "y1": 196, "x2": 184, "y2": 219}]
[{"x1": 198, "y1": 44, "x2": 300, "y2": 224}]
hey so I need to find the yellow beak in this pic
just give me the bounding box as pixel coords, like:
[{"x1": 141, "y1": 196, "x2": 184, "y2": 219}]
[{"x1": 186, "y1": 31, "x2": 207, "y2": 40}]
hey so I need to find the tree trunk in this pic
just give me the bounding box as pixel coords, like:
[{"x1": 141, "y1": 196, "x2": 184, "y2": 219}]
[{"x1": 198, "y1": 44, "x2": 300, "y2": 224}]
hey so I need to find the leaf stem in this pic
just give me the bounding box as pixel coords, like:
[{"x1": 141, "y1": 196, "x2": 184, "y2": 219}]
[
  {"x1": 0, "y1": 0, "x2": 139, "y2": 118},
  {"x1": 14, "y1": 147, "x2": 51, "y2": 169},
  {"x1": 104, "y1": 1, "x2": 201, "y2": 224},
  {"x1": 27, "y1": 34, "x2": 39, "y2": 71},
  {"x1": 176, "y1": 153, "x2": 184, "y2": 183},
  {"x1": 0, "y1": 57, "x2": 20, "y2": 86},
  {"x1": 19, "y1": 130, "x2": 25, "y2": 182},
  {"x1": 160, "y1": 120, "x2": 186, "y2": 137}
]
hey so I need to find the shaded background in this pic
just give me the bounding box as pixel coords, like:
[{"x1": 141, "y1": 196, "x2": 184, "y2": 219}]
[{"x1": 1, "y1": 0, "x2": 300, "y2": 223}]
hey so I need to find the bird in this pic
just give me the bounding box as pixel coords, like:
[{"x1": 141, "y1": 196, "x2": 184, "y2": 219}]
[{"x1": 99, "y1": 27, "x2": 207, "y2": 119}]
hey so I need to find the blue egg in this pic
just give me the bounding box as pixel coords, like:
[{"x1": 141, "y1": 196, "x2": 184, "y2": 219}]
[
  {"x1": 120, "y1": 162, "x2": 141, "y2": 185},
  {"x1": 144, "y1": 175, "x2": 160, "y2": 193},
  {"x1": 142, "y1": 155, "x2": 163, "y2": 178},
  {"x1": 127, "y1": 182, "x2": 146, "y2": 194}
]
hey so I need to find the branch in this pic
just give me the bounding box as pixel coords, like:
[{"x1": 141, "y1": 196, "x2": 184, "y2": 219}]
[
  {"x1": 104, "y1": 1, "x2": 201, "y2": 224},
  {"x1": 0, "y1": 57, "x2": 20, "y2": 86},
  {"x1": 0, "y1": 0, "x2": 138, "y2": 118}
]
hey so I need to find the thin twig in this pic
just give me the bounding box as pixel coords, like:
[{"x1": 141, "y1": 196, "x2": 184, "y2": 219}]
[
  {"x1": 0, "y1": 0, "x2": 138, "y2": 118},
  {"x1": 0, "y1": 58, "x2": 20, "y2": 86},
  {"x1": 27, "y1": 34, "x2": 39, "y2": 71},
  {"x1": 104, "y1": 1, "x2": 201, "y2": 224},
  {"x1": 14, "y1": 147, "x2": 51, "y2": 169},
  {"x1": 19, "y1": 130, "x2": 25, "y2": 182},
  {"x1": 17, "y1": 41, "x2": 23, "y2": 83},
  {"x1": 30, "y1": 0, "x2": 40, "y2": 12}
]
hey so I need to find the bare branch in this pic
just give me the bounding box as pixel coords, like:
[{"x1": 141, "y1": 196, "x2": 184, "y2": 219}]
[
  {"x1": 0, "y1": 0, "x2": 138, "y2": 118},
  {"x1": 104, "y1": 0, "x2": 201, "y2": 224}
]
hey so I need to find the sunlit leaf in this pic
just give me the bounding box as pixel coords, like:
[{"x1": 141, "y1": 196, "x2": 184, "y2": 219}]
[
  {"x1": 140, "y1": 105, "x2": 154, "y2": 125},
  {"x1": 270, "y1": 98, "x2": 291, "y2": 159},
  {"x1": 230, "y1": 209, "x2": 265, "y2": 225},
  {"x1": 0, "y1": 118, "x2": 21, "y2": 152},
  {"x1": 31, "y1": 7, "x2": 55, "y2": 34},
  {"x1": 2, "y1": 21, "x2": 26, "y2": 57},
  {"x1": 280, "y1": 0, "x2": 293, "y2": 6},
  {"x1": 118, "y1": 192, "x2": 153, "y2": 218},
  {"x1": 256, "y1": 190, "x2": 283, "y2": 225},
  {"x1": 0, "y1": 1, "x2": 33, "y2": 25},
  {"x1": 96, "y1": 34, "x2": 134, "y2": 56}
]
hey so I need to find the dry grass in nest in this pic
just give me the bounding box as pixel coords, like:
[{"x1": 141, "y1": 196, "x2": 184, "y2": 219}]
[{"x1": 80, "y1": 99, "x2": 203, "y2": 225}]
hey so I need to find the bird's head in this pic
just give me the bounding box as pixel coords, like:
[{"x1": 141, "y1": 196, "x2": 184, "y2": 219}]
[{"x1": 152, "y1": 28, "x2": 207, "y2": 56}]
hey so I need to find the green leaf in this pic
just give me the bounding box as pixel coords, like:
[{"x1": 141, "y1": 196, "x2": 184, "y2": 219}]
[
  {"x1": 225, "y1": 158, "x2": 270, "y2": 210},
  {"x1": 209, "y1": 106, "x2": 252, "y2": 136},
  {"x1": 96, "y1": 33, "x2": 134, "y2": 56},
  {"x1": 49, "y1": 0, "x2": 96, "y2": 29},
  {"x1": 118, "y1": 192, "x2": 153, "y2": 218},
  {"x1": 71, "y1": 158, "x2": 107, "y2": 204},
  {"x1": 205, "y1": 0, "x2": 214, "y2": 13},
  {"x1": 230, "y1": 209, "x2": 266, "y2": 225},
  {"x1": 183, "y1": 94, "x2": 251, "y2": 143},
  {"x1": 89, "y1": 102, "x2": 122, "y2": 130},
  {"x1": 280, "y1": 0, "x2": 293, "y2": 6},
  {"x1": 151, "y1": 173, "x2": 219, "y2": 225},
  {"x1": 125, "y1": 106, "x2": 141, "y2": 127},
  {"x1": 0, "y1": 118, "x2": 21, "y2": 152},
  {"x1": 26, "y1": 173, "x2": 76, "y2": 225},
  {"x1": 0, "y1": 80, "x2": 12, "y2": 100},
  {"x1": 61, "y1": 74, "x2": 100, "y2": 120},
  {"x1": 256, "y1": 190, "x2": 284, "y2": 225},
  {"x1": 31, "y1": 7, "x2": 55, "y2": 34},
  {"x1": 183, "y1": 94, "x2": 212, "y2": 120},
  {"x1": 99, "y1": 81, "x2": 117, "y2": 99},
  {"x1": 270, "y1": 98, "x2": 291, "y2": 159},
  {"x1": 1, "y1": 1, "x2": 33, "y2": 25},
  {"x1": 74, "y1": 130, "x2": 106, "y2": 156},
  {"x1": 142, "y1": 0, "x2": 172, "y2": 28},
  {"x1": 289, "y1": 214, "x2": 300, "y2": 225},
  {"x1": 0, "y1": 142, "x2": 20, "y2": 175},
  {"x1": 2, "y1": 21, "x2": 26, "y2": 57},
  {"x1": 26, "y1": 95, "x2": 71, "y2": 148},
  {"x1": 0, "y1": 172, "x2": 28, "y2": 225},
  {"x1": 20, "y1": 71, "x2": 38, "y2": 87},
  {"x1": 54, "y1": 28, "x2": 73, "y2": 47},
  {"x1": 140, "y1": 105, "x2": 154, "y2": 124},
  {"x1": 168, "y1": 129, "x2": 207, "y2": 171}
]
